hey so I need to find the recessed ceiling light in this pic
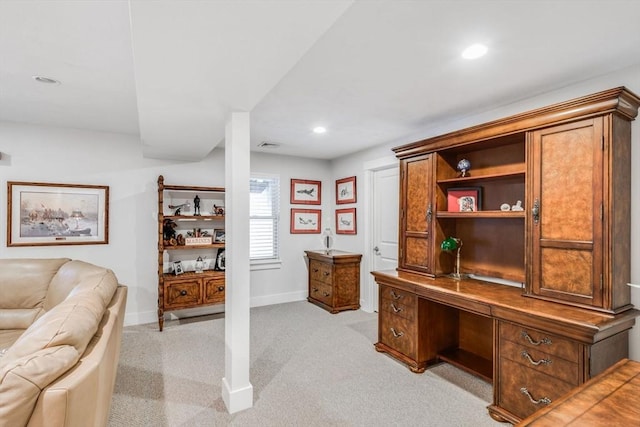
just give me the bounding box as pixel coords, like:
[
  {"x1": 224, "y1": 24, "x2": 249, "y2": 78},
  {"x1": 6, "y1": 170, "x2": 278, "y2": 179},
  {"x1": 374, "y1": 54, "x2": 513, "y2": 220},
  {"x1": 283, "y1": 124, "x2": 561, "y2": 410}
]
[
  {"x1": 312, "y1": 126, "x2": 327, "y2": 134},
  {"x1": 32, "y1": 75, "x2": 61, "y2": 85},
  {"x1": 461, "y1": 44, "x2": 488, "y2": 60}
]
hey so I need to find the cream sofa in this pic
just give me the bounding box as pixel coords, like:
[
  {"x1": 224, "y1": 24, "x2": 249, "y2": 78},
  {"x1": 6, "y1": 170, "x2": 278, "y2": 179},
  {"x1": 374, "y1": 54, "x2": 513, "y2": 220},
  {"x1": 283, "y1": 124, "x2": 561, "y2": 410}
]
[{"x1": 0, "y1": 258, "x2": 127, "y2": 427}]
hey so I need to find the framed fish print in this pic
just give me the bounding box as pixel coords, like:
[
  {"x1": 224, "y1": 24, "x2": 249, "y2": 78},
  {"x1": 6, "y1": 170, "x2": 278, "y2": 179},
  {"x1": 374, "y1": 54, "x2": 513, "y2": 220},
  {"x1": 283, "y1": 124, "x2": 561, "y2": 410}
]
[
  {"x1": 7, "y1": 181, "x2": 109, "y2": 246},
  {"x1": 290, "y1": 179, "x2": 321, "y2": 205},
  {"x1": 290, "y1": 208, "x2": 321, "y2": 234},
  {"x1": 335, "y1": 207, "x2": 356, "y2": 235},
  {"x1": 336, "y1": 176, "x2": 356, "y2": 204}
]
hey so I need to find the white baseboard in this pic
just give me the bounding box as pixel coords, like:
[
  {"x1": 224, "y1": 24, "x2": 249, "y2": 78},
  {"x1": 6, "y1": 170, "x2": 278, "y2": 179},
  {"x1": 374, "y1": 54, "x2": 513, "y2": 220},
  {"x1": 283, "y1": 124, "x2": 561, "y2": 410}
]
[{"x1": 222, "y1": 377, "x2": 253, "y2": 414}]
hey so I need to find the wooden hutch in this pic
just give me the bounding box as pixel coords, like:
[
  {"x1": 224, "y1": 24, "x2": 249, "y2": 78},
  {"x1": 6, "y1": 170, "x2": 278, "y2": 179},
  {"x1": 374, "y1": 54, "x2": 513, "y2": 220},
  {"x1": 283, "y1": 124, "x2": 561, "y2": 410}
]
[{"x1": 372, "y1": 87, "x2": 640, "y2": 423}]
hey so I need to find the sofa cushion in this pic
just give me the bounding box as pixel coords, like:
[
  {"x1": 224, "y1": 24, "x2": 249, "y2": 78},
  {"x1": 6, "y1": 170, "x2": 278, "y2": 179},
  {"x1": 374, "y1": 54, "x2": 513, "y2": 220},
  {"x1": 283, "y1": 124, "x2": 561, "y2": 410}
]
[
  {"x1": 0, "y1": 258, "x2": 70, "y2": 309},
  {"x1": 0, "y1": 290, "x2": 105, "y2": 369},
  {"x1": 0, "y1": 330, "x2": 24, "y2": 351},
  {"x1": 0, "y1": 345, "x2": 79, "y2": 427},
  {"x1": 44, "y1": 260, "x2": 118, "y2": 311}
]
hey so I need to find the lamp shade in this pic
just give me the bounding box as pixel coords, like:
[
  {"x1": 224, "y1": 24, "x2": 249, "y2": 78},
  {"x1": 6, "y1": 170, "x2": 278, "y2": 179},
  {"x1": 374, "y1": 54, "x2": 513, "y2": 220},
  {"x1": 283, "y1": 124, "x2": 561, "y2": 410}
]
[{"x1": 441, "y1": 237, "x2": 459, "y2": 251}]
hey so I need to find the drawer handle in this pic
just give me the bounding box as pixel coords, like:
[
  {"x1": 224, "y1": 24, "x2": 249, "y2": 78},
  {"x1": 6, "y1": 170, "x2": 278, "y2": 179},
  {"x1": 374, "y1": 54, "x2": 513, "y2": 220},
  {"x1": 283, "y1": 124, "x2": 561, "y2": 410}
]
[
  {"x1": 313, "y1": 268, "x2": 319, "y2": 273},
  {"x1": 390, "y1": 328, "x2": 404, "y2": 338},
  {"x1": 312, "y1": 287, "x2": 319, "y2": 293},
  {"x1": 218, "y1": 286, "x2": 224, "y2": 292},
  {"x1": 390, "y1": 290, "x2": 402, "y2": 300},
  {"x1": 521, "y1": 351, "x2": 552, "y2": 366},
  {"x1": 323, "y1": 271, "x2": 330, "y2": 276},
  {"x1": 520, "y1": 387, "x2": 551, "y2": 406},
  {"x1": 521, "y1": 331, "x2": 552, "y2": 346},
  {"x1": 323, "y1": 292, "x2": 330, "y2": 297},
  {"x1": 180, "y1": 290, "x2": 187, "y2": 296},
  {"x1": 391, "y1": 303, "x2": 403, "y2": 313}
]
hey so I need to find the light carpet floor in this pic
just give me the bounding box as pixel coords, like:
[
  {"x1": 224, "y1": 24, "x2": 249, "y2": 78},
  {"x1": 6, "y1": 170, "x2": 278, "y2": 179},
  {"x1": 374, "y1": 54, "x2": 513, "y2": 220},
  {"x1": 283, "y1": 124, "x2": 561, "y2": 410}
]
[{"x1": 108, "y1": 301, "x2": 506, "y2": 426}]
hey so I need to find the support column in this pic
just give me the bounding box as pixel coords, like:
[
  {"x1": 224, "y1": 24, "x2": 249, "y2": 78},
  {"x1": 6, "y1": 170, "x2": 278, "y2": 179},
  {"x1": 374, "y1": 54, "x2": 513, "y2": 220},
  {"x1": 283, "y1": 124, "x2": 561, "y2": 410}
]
[{"x1": 222, "y1": 112, "x2": 253, "y2": 413}]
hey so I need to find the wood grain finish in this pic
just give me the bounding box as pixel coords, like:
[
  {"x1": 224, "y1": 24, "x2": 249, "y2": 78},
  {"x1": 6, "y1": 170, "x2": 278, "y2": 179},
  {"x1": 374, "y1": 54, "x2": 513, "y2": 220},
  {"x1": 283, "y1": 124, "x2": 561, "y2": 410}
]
[
  {"x1": 379, "y1": 87, "x2": 640, "y2": 424},
  {"x1": 305, "y1": 250, "x2": 361, "y2": 313},
  {"x1": 517, "y1": 359, "x2": 640, "y2": 426},
  {"x1": 157, "y1": 175, "x2": 226, "y2": 331}
]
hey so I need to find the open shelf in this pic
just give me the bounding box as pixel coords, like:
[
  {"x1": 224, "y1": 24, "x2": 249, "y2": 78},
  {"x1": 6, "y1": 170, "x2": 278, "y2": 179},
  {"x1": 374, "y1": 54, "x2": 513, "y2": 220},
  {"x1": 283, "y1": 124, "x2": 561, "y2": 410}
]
[
  {"x1": 165, "y1": 215, "x2": 225, "y2": 221},
  {"x1": 438, "y1": 347, "x2": 493, "y2": 383},
  {"x1": 437, "y1": 169, "x2": 525, "y2": 185},
  {"x1": 437, "y1": 210, "x2": 525, "y2": 219},
  {"x1": 163, "y1": 243, "x2": 224, "y2": 250}
]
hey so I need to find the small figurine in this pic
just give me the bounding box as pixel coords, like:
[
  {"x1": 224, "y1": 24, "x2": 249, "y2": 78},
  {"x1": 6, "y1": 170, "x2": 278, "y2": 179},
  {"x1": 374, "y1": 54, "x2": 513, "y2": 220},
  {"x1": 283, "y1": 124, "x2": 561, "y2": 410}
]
[
  {"x1": 511, "y1": 200, "x2": 524, "y2": 211},
  {"x1": 500, "y1": 203, "x2": 511, "y2": 211},
  {"x1": 169, "y1": 201, "x2": 190, "y2": 215},
  {"x1": 163, "y1": 218, "x2": 177, "y2": 241},
  {"x1": 193, "y1": 195, "x2": 201, "y2": 216},
  {"x1": 457, "y1": 158, "x2": 471, "y2": 177},
  {"x1": 213, "y1": 204, "x2": 225, "y2": 216}
]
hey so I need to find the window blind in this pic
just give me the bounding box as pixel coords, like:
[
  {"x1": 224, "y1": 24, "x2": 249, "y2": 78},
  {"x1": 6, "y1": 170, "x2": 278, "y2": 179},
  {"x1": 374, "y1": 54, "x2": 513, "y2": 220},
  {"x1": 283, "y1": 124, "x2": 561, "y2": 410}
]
[{"x1": 250, "y1": 175, "x2": 280, "y2": 260}]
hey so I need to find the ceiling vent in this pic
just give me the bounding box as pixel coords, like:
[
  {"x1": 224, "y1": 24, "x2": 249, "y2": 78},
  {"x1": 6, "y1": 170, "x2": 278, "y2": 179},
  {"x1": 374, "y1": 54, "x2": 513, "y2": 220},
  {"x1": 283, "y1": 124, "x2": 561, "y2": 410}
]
[{"x1": 258, "y1": 141, "x2": 280, "y2": 148}]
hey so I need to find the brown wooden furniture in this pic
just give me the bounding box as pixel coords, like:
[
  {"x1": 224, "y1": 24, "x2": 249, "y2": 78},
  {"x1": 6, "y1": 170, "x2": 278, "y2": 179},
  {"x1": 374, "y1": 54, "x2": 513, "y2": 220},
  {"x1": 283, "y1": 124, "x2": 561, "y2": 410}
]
[
  {"x1": 157, "y1": 175, "x2": 226, "y2": 331},
  {"x1": 373, "y1": 270, "x2": 638, "y2": 424},
  {"x1": 374, "y1": 87, "x2": 640, "y2": 423},
  {"x1": 516, "y1": 358, "x2": 640, "y2": 426},
  {"x1": 305, "y1": 250, "x2": 362, "y2": 313}
]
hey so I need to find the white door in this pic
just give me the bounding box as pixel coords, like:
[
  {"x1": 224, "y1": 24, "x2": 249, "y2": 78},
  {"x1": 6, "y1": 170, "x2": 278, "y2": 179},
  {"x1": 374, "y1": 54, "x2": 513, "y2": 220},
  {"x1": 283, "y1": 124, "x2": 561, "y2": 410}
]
[{"x1": 372, "y1": 166, "x2": 399, "y2": 311}]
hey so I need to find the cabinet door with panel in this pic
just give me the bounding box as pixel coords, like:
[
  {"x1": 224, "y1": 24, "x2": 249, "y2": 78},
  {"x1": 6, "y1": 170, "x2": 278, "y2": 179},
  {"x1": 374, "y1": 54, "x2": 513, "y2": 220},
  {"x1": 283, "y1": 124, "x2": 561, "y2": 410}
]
[
  {"x1": 398, "y1": 154, "x2": 434, "y2": 275},
  {"x1": 527, "y1": 115, "x2": 633, "y2": 313}
]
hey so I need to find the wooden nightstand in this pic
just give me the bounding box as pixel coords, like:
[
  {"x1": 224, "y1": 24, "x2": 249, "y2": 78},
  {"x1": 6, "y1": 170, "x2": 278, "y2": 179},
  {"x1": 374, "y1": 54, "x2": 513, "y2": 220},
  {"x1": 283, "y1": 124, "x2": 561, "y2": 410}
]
[{"x1": 304, "y1": 250, "x2": 362, "y2": 313}]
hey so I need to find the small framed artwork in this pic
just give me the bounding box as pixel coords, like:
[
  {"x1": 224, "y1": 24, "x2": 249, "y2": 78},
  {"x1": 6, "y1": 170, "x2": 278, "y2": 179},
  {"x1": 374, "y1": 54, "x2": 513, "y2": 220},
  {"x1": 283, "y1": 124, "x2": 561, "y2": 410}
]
[
  {"x1": 213, "y1": 229, "x2": 226, "y2": 243},
  {"x1": 335, "y1": 208, "x2": 356, "y2": 235},
  {"x1": 290, "y1": 208, "x2": 321, "y2": 234},
  {"x1": 173, "y1": 260, "x2": 184, "y2": 276},
  {"x1": 447, "y1": 187, "x2": 482, "y2": 212},
  {"x1": 7, "y1": 181, "x2": 109, "y2": 246},
  {"x1": 290, "y1": 179, "x2": 321, "y2": 205},
  {"x1": 214, "y1": 248, "x2": 226, "y2": 271},
  {"x1": 336, "y1": 176, "x2": 357, "y2": 204}
]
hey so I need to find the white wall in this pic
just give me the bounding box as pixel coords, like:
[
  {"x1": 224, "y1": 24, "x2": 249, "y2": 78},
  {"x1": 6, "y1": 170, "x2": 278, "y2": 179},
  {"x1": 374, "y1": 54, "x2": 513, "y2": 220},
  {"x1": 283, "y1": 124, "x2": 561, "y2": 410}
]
[{"x1": 0, "y1": 123, "x2": 330, "y2": 327}]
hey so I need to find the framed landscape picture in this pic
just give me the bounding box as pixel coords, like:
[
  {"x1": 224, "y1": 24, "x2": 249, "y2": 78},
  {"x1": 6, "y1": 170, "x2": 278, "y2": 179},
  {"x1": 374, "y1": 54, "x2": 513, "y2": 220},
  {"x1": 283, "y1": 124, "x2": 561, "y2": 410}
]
[
  {"x1": 290, "y1": 179, "x2": 321, "y2": 205},
  {"x1": 290, "y1": 208, "x2": 321, "y2": 234},
  {"x1": 7, "y1": 181, "x2": 109, "y2": 246},
  {"x1": 336, "y1": 176, "x2": 356, "y2": 204},
  {"x1": 335, "y1": 207, "x2": 356, "y2": 235}
]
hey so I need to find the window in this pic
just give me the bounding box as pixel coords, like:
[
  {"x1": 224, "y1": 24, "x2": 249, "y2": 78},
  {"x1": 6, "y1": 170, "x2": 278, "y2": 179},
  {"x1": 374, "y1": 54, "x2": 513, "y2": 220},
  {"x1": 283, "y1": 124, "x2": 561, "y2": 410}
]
[{"x1": 250, "y1": 175, "x2": 280, "y2": 262}]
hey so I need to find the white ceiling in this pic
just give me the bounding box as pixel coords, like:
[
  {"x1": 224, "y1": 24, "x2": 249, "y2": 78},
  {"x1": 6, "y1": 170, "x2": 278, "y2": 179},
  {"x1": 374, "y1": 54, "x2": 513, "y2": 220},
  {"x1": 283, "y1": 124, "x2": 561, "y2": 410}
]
[{"x1": 1, "y1": 0, "x2": 640, "y2": 161}]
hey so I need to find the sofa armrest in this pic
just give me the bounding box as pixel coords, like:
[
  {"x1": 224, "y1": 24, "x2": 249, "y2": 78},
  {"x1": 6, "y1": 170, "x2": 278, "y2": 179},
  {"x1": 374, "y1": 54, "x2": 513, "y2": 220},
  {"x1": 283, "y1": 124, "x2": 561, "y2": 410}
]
[{"x1": 27, "y1": 286, "x2": 127, "y2": 427}]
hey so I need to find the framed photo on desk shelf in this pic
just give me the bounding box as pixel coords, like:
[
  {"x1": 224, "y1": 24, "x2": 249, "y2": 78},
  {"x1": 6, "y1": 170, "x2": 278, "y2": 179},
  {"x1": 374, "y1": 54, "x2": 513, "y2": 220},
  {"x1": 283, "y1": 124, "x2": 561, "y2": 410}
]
[{"x1": 447, "y1": 187, "x2": 482, "y2": 212}]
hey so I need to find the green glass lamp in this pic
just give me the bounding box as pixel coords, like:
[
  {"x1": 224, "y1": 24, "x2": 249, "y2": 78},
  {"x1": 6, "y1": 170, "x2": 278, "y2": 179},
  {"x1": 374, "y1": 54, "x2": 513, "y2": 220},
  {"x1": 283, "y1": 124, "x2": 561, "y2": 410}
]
[{"x1": 440, "y1": 237, "x2": 468, "y2": 280}]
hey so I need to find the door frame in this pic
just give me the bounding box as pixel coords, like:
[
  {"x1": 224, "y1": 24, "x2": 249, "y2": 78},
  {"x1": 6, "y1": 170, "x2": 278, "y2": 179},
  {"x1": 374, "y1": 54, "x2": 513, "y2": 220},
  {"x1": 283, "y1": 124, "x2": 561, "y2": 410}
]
[{"x1": 362, "y1": 155, "x2": 398, "y2": 313}]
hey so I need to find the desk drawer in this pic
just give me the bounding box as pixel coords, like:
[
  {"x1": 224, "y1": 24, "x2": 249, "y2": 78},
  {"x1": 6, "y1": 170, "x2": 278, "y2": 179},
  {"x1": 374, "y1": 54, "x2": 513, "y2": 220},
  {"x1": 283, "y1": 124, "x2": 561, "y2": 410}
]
[
  {"x1": 499, "y1": 357, "x2": 574, "y2": 420},
  {"x1": 309, "y1": 260, "x2": 332, "y2": 284},
  {"x1": 500, "y1": 321, "x2": 579, "y2": 363},
  {"x1": 380, "y1": 313, "x2": 416, "y2": 358},
  {"x1": 500, "y1": 339, "x2": 579, "y2": 385},
  {"x1": 164, "y1": 278, "x2": 202, "y2": 309},
  {"x1": 380, "y1": 285, "x2": 416, "y2": 307},
  {"x1": 309, "y1": 280, "x2": 333, "y2": 305},
  {"x1": 204, "y1": 277, "x2": 225, "y2": 304},
  {"x1": 380, "y1": 298, "x2": 415, "y2": 322}
]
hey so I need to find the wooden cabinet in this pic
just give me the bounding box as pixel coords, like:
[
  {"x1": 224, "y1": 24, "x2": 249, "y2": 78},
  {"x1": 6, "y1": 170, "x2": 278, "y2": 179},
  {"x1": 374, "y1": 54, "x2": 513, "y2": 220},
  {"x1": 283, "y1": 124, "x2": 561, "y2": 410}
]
[
  {"x1": 527, "y1": 116, "x2": 633, "y2": 313},
  {"x1": 375, "y1": 87, "x2": 640, "y2": 424},
  {"x1": 398, "y1": 154, "x2": 435, "y2": 275},
  {"x1": 157, "y1": 175, "x2": 226, "y2": 331},
  {"x1": 305, "y1": 250, "x2": 361, "y2": 313}
]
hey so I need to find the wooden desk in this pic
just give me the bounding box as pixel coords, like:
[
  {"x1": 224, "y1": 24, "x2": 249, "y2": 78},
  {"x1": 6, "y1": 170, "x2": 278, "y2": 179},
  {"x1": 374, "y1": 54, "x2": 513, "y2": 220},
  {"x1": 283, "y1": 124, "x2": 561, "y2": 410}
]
[
  {"x1": 371, "y1": 270, "x2": 639, "y2": 424},
  {"x1": 517, "y1": 358, "x2": 640, "y2": 426}
]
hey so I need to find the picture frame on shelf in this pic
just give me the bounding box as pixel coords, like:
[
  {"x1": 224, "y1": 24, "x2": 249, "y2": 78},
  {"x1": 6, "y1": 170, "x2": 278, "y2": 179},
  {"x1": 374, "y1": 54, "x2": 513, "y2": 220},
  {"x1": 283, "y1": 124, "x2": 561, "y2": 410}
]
[
  {"x1": 336, "y1": 176, "x2": 357, "y2": 204},
  {"x1": 213, "y1": 229, "x2": 225, "y2": 243},
  {"x1": 290, "y1": 208, "x2": 321, "y2": 234},
  {"x1": 290, "y1": 179, "x2": 321, "y2": 205},
  {"x1": 173, "y1": 260, "x2": 184, "y2": 275},
  {"x1": 447, "y1": 187, "x2": 482, "y2": 212},
  {"x1": 214, "y1": 248, "x2": 226, "y2": 271},
  {"x1": 335, "y1": 207, "x2": 356, "y2": 235},
  {"x1": 7, "y1": 181, "x2": 109, "y2": 247}
]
